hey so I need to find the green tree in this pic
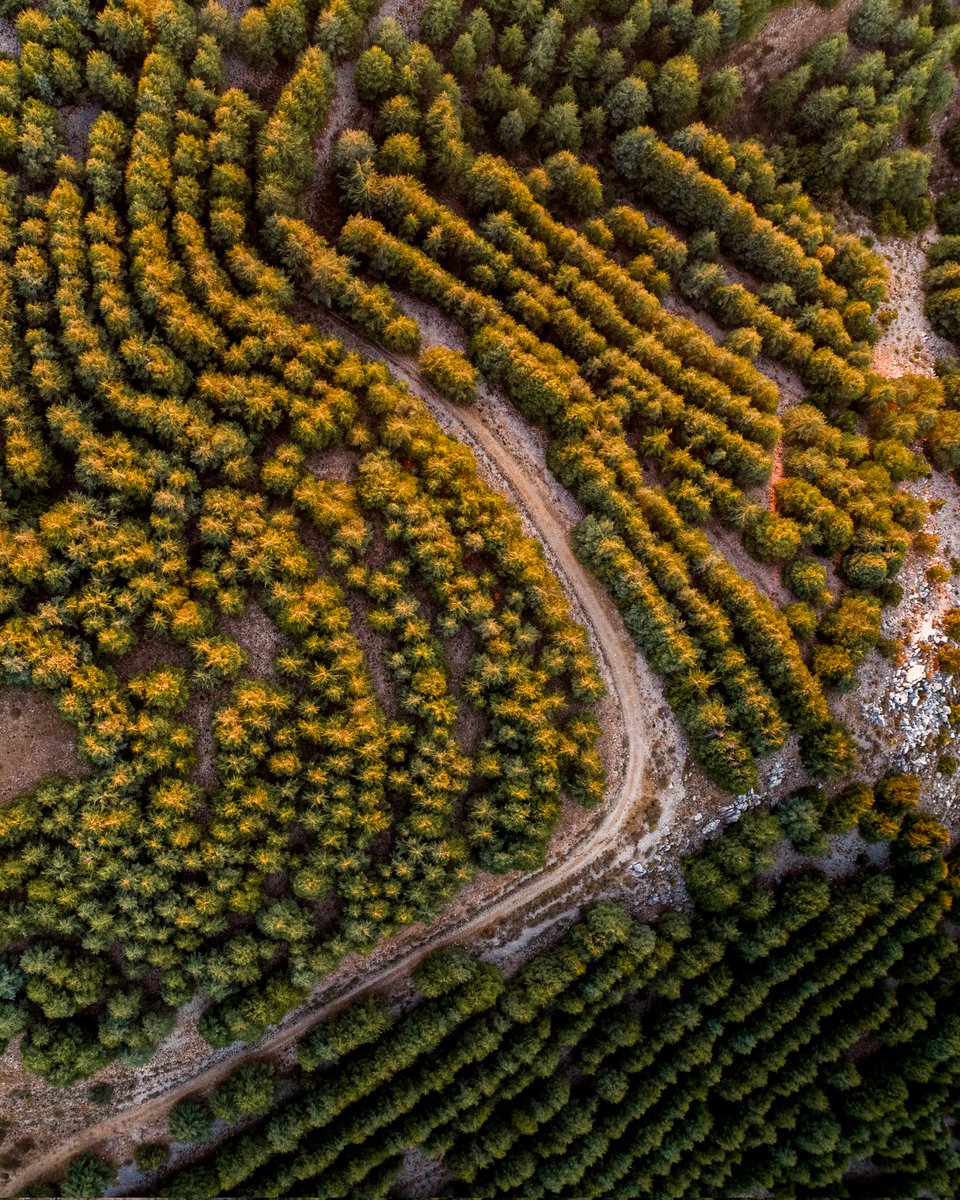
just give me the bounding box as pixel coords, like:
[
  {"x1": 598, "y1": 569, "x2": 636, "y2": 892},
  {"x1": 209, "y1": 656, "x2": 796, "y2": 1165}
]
[
  {"x1": 849, "y1": 0, "x2": 898, "y2": 45},
  {"x1": 168, "y1": 1096, "x2": 213, "y2": 1143},
  {"x1": 653, "y1": 55, "x2": 701, "y2": 130},
  {"x1": 605, "y1": 75, "x2": 651, "y2": 129},
  {"x1": 210, "y1": 1062, "x2": 279, "y2": 1122},
  {"x1": 450, "y1": 32, "x2": 477, "y2": 81},
  {"x1": 63, "y1": 1153, "x2": 113, "y2": 1198},
  {"x1": 702, "y1": 66, "x2": 743, "y2": 121},
  {"x1": 537, "y1": 100, "x2": 582, "y2": 153},
  {"x1": 414, "y1": 947, "x2": 477, "y2": 996}
]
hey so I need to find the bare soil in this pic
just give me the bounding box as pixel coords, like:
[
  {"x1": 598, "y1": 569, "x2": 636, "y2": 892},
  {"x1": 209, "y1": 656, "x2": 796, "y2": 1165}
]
[
  {"x1": 0, "y1": 689, "x2": 86, "y2": 804},
  {"x1": 831, "y1": 207, "x2": 960, "y2": 377},
  {"x1": 221, "y1": 598, "x2": 282, "y2": 682},
  {"x1": 722, "y1": 0, "x2": 866, "y2": 104},
  {"x1": 61, "y1": 103, "x2": 100, "y2": 160},
  {"x1": 0, "y1": 20, "x2": 17, "y2": 59}
]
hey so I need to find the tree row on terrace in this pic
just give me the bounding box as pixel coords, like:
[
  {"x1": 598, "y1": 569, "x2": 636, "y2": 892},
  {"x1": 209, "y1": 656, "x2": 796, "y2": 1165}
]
[{"x1": 333, "y1": 52, "x2": 938, "y2": 786}]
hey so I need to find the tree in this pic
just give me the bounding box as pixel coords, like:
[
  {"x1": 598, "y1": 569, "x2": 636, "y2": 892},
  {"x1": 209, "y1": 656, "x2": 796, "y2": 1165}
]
[
  {"x1": 713, "y1": 0, "x2": 741, "y2": 48},
  {"x1": 298, "y1": 994, "x2": 392, "y2": 1069},
  {"x1": 499, "y1": 24, "x2": 527, "y2": 68},
  {"x1": 450, "y1": 32, "x2": 477, "y2": 82},
  {"x1": 537, "y1": 101, "x2": 582, "y2": 154},
  {"x1": 605, "y1": 75, "x2": 651, "y2": 129},
  {"x1": 849, "y1": 0, "x2": 898, "y2": 45},
  {"x1": 419, "y1": 346, "x2": 477, "y2": 404},
  {"x1": 316, "y1": 0, "x2": 365, "y2": 57},
  {"x1": 237, "y1": 7, "x2": 274, "y2": 65},
  {"x1": 168, "y1": 1096, "x2": 213, "y2": 1143},
  {"x1": 805, "y1": 32, "x2": 848, "y2": 81},
  {"x1": 653, "y1": 55, "x2": 701, "y2": 130},
  {"x1": 420, "y1": 0, "x2": 460, "y2": 47},
  {"x1": 265, "y1": 0, "x2": 308, "y2": 59},
  {"x1": 355, "y1": 46, "x2": 395, "y2": 103},
  {"x1": 799, "y1": 721, "x2": 858, "y2": 779},
  {"x1": 785, "y1": 557, "x2": 830, "y2": 605},
  {"x1": 63, "y1": 1153, "x2": 113, "y2": 1197},
  {"x1": 414, "y1": 947, "x2": 477, "y2": 997},
  {"x1": 498, "y1": 108, "x2": 526, "y2": 150},
  {"x1": 943, "y1": 118, "x2": 960, "y2": 167},
  {"x1": 210, "y1": 1062, "x2": 279, "y2": 1122},
  {"x1": 377, "y1": 132, "x2": 426, "y2": 177},
  {"x1": 702, "y1": 66, "x2": 743, "y2": 121},
  {"x1": 777, "y1": 787, "x2": 828, "y2": 855}
]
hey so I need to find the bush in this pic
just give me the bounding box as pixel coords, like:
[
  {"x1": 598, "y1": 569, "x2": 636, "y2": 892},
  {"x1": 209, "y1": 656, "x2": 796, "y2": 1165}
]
[
  {"x1": 133, "y1": 1142, "x2": 169, "y2": 1172},
  {"x1": 88, "y1": 1083, "x2": 113, "y2": 1106}
]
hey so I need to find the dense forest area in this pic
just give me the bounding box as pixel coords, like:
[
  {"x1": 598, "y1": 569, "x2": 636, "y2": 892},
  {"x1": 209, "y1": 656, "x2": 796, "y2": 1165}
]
[
  {"x1": 51, "y1": 773, "x2": 960, "y2": 1198},
  {"x1": 0, "y1": 0, "x2": 958, "y2": 1191},
  {"x1": 0, "y1": 0, "x2": 612, "y2": 1088}
]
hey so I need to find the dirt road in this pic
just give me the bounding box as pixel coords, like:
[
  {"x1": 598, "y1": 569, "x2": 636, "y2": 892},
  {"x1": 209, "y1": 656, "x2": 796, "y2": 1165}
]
[{"x1": 8, "y1": 330, "x2": 653, "y2": 1197}]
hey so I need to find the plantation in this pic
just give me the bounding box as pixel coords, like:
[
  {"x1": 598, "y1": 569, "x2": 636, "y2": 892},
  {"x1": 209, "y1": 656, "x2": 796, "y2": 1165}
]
[
  {"x1": 326, "y1": 0, "x2": 960, "y2": 791},
  {"x1": 68, "y1": 772, "x2": 960, "y2": 1199},
  {"x1": 0, "y1": 0, "x2": 959, "y2": 1190},
  {"x1": 0, "y1": 0, "x2": 608, "y2": 1086}
]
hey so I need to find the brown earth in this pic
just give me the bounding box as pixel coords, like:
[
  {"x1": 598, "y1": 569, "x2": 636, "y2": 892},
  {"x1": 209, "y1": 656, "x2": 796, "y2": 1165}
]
[{"x1": 0, "y1": 690, "x2": 86, "y2": 805}]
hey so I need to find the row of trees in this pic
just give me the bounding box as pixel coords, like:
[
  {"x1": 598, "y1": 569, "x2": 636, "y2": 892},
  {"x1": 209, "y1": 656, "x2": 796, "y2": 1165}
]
[
  {"x1": 106, "y1": 772, "x2": 960, "y2": 1200},
  {"x1": 334, "y1": 96, "x2": 936, "y2": 786},
  {"x1": 925, "y1": 195, "x2": 960, "y2": 348}
]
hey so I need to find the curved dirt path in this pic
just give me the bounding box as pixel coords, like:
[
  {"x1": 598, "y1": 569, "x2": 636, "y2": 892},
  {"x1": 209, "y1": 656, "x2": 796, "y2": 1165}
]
[{"x1": 8, "y1": 333, "x2": 652, "y2": 1197}]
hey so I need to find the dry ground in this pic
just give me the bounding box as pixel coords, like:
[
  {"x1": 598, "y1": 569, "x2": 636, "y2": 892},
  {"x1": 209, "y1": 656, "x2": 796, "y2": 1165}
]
[
  {"x1": 0, "y1": 690, "x2": 86, "y2": 805},
  {"x1": 834, "y1": 203, "x2": 958, "y2": 376}
]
